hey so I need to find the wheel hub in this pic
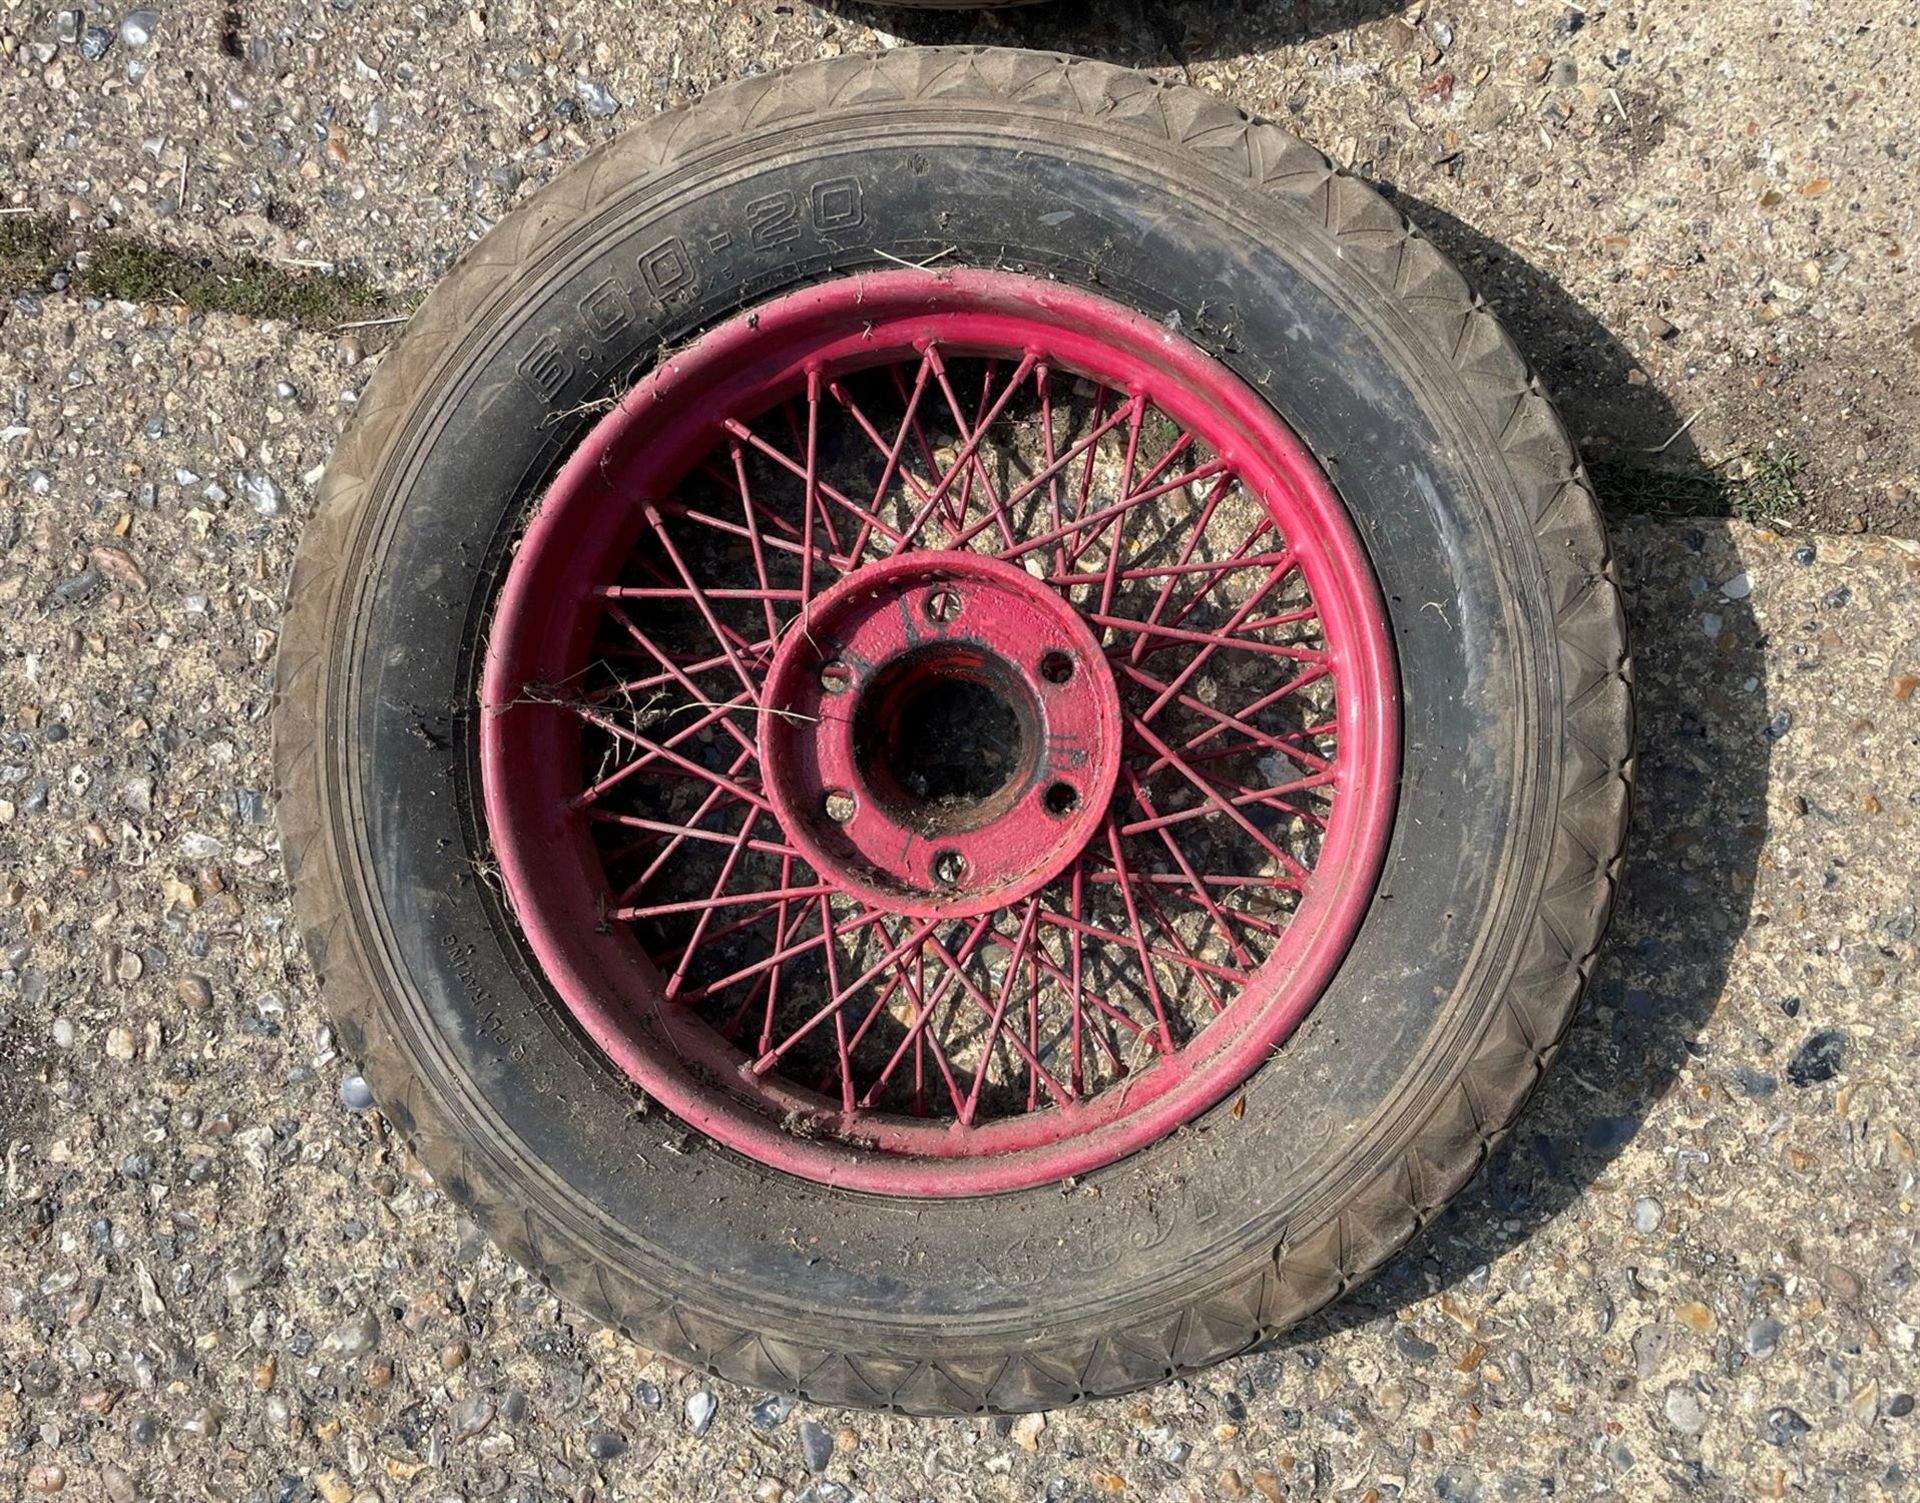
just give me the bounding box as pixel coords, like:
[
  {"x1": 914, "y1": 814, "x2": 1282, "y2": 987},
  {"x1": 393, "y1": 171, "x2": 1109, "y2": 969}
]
[{"x1": 761, "y1": 552, "x2": 1123, "y2": 919}]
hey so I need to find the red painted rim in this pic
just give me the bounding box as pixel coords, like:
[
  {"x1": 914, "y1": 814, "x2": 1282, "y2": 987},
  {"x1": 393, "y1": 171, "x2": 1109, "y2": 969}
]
[{"x1": 479, "y1": 269, "x2": 1399, "y2": 1196}]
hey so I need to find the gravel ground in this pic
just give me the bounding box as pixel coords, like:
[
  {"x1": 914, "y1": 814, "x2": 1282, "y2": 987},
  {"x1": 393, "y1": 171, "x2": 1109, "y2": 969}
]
[
  {"x1": 4, "y1": 3, "x2": 1920, "y2": 1502},
  {"x1": 3, "y1": 0, "x2": 1916, "y2": 533}
]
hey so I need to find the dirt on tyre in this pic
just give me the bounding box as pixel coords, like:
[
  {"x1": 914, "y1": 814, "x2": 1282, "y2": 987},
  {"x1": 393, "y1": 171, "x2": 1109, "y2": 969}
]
[{"x1": 274, "y1": 46, "x2": 1632, "y2": 1414}]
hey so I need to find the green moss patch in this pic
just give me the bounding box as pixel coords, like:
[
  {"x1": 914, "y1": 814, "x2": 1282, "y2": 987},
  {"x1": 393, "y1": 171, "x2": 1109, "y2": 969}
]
[{"x1": 1, "y1": 212, "x2": 390, "y2": 327}]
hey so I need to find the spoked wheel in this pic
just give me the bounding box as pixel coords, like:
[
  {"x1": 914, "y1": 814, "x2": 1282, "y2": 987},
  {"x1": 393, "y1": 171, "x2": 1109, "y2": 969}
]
[
  {"x1": 479, "y1": 272, "x2": 1399, "y2": 1194},
  {"x1": 277, "y1": 48, "x2": 1631, "y2": 1413}
]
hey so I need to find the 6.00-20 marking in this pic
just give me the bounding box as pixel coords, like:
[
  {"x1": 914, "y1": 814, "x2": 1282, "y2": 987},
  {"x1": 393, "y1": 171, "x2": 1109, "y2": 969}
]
[{"x1": 514, "y1": 176, "x2": 869, "y2": 404}]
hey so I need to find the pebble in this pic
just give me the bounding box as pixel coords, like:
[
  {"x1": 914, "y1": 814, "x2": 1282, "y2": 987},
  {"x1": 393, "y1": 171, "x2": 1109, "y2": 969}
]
[
  {"x1": 26, "y1": 1462, "x2": 66, "y2": 1495},
  {"x1": 321, "y1": 1309, "x2": 381, "y2": 1360},
  {"x1": 575, "y1": 78, "x2": 621, "y2": 118},
  {"x1": 1432, "y1": 1469, "x2": 1482, "y2": 1503},
  {"x1": 1719, "y1": 571, "x2": 1753, "y2": 599},
  {"x1": 1733, "y1": 1066, "x2": 1779, "y2": 1098},
  {"x1": 452, "y1": 1394, "x2": 495, "y2": 1438},
  {"x1": 749, "y1": 1393, "x2": 795, "y2": 1430},
  {"x1": 1786, "y1": 1029, "x2": 1846, "y2": 1087},
  {"x1": 80, "y1": 24, "x2": 113, "y2": 60},
  {"x1": 50, "y1": 567, "x2": 101, "y2": 605},
  {"x1": 119, "y1": 8, "x2": 158, "y2": 46},
  {"x1": 1664, "y1": 1386, "x2": 1707, "y2": 1434},
  {"x1": 1764, "y1": 1406, "x2": 1812, "y2": 1445},
  {"x1": 1631, "y1": 1325, "x2": 1669, "y2": 1380},
  {"x1": 1675, "y1": 1301, "x2": 1714, "y2": 1333},
  {"x1": 313, "y1": 1474, "x2": 353, "y2": 1503},
  {"x1": 340, "y1": 1074, "x2": 376, "y2": 1111},
  {"x1": 182, "y1": 1405, "x2": 224, "y2": 1438},
  {"x1": 1631, "y1": 1197, "x2": 1664, "y2": 1234},
  {"x1": 634, "y1": 1380, "x2": 661, "y2": 1411},
  {"x1": 798, "y1": 1418, "x2": 833, "y2": 1472},
  {"x1": 1393, "y1": 1326, "x2": 1438, "y2": 1362},
  {"x1": 1582, "y1": 1115, "x2": 1638, "y2": 1154},
  {"x1": 1744, "y1": 1316, "x2": 1783, "y2": 1358},
  {"x1": 586, "y1": 1430, "x2": 629, "y2": 1461},
  {"x1": 240, "y1": 473, "x2": 285, "y2": 517},
  {"x1": 686, "y1": 1388, "x2": 717, "y2": 1437},
  {"x1": 794, "y1": 1486, "x2": 851, "y2": 1503}
]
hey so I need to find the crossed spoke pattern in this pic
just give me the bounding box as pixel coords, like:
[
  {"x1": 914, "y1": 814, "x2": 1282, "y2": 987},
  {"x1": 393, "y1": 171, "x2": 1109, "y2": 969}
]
[{"x1": 548, "y1": 349, "x2": 1342, "y2": 1127}]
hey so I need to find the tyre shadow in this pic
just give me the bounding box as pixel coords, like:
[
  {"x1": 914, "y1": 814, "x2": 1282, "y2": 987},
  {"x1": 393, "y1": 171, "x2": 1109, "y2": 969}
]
[
  {"x1": 816, "y1": 0, "x2": 1404, "y2": 65},
  {"x1": 1286, "y1": 193, "x2": 1772, "y2": 1340}
]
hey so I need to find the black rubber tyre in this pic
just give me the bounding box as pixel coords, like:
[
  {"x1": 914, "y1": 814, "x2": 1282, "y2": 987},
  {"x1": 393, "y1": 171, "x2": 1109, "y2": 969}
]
[
  {"x1": 274, "y1": 47, "x2": 1632, "y2": 1414},
  {"x1": 857, "y1": 0, "x2": 1047, "y2": 8}
]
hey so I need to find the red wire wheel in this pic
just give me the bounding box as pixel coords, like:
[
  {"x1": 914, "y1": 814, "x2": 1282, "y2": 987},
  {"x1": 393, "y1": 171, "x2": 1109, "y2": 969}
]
[{"x1": 479, "y1": 271, "x2": 1398, "y2": 1194}]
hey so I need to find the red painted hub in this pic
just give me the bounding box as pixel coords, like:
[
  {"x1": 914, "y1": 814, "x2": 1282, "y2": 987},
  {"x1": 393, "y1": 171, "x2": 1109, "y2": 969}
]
[
  {"x1": 478, "y1": 269, "x2": 1399, "y2": 1195},
  {"x1": 760, "y1": 551, "x2": 1124, "y2": 919}
]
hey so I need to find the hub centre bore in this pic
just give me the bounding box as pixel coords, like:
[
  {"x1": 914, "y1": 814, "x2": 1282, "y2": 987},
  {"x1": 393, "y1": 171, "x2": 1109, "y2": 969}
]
[
  {"x1": 760, "y1": 551, "x2": 1124, "y2": 919},
  {"x1": 855, "y1": 644, "x2": 1033, "y2": 834}
]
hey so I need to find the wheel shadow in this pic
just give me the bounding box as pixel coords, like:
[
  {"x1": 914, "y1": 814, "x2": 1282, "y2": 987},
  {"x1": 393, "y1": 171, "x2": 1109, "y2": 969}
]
[
  {"x1": 815, "y1": 0, "x2": 1405, "y2": 65},
  {"x1": 1285, "y1": 193, "x2": 1772, "y2": 1340}
]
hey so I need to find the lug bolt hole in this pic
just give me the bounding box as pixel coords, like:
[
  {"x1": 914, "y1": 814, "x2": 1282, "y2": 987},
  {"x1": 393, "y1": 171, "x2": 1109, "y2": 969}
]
[
  {"x1": 823, "y1": 789, "x2": 857, "y2": 824},
  {"x1": 1039, "y1": 650, "x2": 1075, "y2": 685},
  {"x1": 932, "y1": 849, "x2": 968, "y2": 886},
  {"x1": 819, "y1": 661, "x2": 852, "y2": 695},
  {"x1": 924, "y1": 587, "x2": 962, "y2": 624},
  {"x1": 1043, "y1": 782, "x2": 1080, "y2": 817}
]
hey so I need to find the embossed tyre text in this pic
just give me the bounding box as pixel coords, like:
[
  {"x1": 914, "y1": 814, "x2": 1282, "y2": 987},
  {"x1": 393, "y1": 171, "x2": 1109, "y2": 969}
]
[{"x1": 274, "y1": 47, "x2": 1633, "y2": 1414}]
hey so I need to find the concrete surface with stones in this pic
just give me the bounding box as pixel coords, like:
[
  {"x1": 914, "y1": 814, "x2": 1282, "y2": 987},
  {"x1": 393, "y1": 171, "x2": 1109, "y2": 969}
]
[
  {"x1": 2, "y1": 0, "x2": 1916, "y2": 533},
  {"x1": 3, "y1": 299, "x2": 1919, "y2": 1501},
  {"x1": 3, "y1": 3, "x2": 1920, "y2": 1502}
]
